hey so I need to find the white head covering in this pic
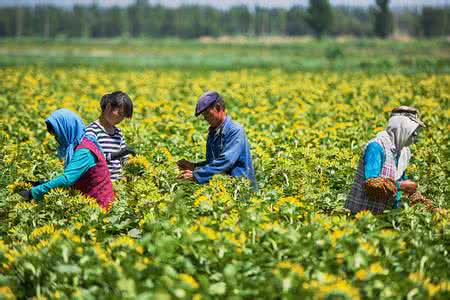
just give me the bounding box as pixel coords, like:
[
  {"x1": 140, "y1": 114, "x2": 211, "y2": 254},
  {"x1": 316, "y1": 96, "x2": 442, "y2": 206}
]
[
  {"x1": 385, "y1": 115, "x2": 420, "y2": 180},
  {"x1": 386, "y1": 115, "x2": 420, "y2": 150}
]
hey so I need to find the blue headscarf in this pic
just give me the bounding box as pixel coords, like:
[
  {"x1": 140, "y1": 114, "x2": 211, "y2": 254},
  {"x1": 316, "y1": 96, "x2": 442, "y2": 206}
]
[{"x1": 45, "y1": 109, "x2": 103, "y2": 168}]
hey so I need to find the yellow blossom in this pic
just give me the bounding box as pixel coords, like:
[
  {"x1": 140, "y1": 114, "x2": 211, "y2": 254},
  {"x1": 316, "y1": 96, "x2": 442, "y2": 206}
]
[
  {"x1": 369, "y1": 262, "x2": 385, "y2": 274},
  {"x1": 355, "y1": 269, "x2": 367, "y2": 281},
  {"x1": 179, "y1": 273, "x2": 199, "y2": 289},
  {"x1": 0, "y1": 286, "x2": 16, "y2": 300},
  {"x1": 199, "y1": 225, "x2": 218, "y2": 240},
  {"x1": 276, "y1": 261, "x2": 305, "y2": 277},
  {"x1": 354, "y1": 210, "x2": 371, "y2": 220},
  {"x1": 274, "y1": 196, "x2": 304, "y2": 212},
  {"x1": 30, "y1": 224, "x2": 55, "y2": 239}
]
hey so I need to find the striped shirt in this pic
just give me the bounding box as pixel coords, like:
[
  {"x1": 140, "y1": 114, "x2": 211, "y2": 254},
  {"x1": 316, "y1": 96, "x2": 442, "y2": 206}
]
[{"x1": 85, "y1": 120, "x2": 128, "y2": 181}]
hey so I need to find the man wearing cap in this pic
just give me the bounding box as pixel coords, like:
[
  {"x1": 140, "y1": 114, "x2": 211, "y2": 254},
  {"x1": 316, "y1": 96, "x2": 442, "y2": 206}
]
[
  {"x1": 176, "y1": 91, "x2": 257, "y2": 188},
  {"x1": 345, "y1": 106, "x2": 426, "y2": 214}
]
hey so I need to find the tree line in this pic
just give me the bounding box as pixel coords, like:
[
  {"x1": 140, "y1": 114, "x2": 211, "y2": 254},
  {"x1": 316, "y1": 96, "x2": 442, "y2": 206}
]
[{"x1": 0, "y1": 0, "x2": 448, "y2": 39}]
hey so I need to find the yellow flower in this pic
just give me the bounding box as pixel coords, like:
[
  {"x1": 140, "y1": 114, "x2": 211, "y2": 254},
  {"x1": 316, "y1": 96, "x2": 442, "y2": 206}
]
[
  {"x1": 369, "y1": 262, "x2": 385, "y2": 274},
  {"x1": 426, "y1": 281, "x2": 450, "y2": 297},
  {"x1": 330, "y1": 227, "x2": 352, "y2": 246},
  {"x1": 359, "y1": 239, "x2": 377, "y2": 256},
  {"x1": 124, "y1": 155, "x2": 150, "y2": 176},
  {"x1": 199, "y1": 225, "x2": 218, "y2": 240},
  {"x1": 354, "y1": 210, "x2": 371, "y2": 220},
  {"x1": 160, "y1": 147, "x2": 173, "y2": 162},
  {"x1": 193, "y1": 195, "x2": 212, "y2": 208},
  {"x1": 409, "y1": 272, "x2": 424, "y2": 282},
  {"x1": 110, "y1": 236, "x2": 137, "y2": 249},
  {"x1": 408, "y1": 272, "x2": 450, "y2": 296},
  {"x1": 355, "y1": 269, "x2": 367, "y2": 281},
  {"x1": 0, "y1": 286, "x2": 16, "y2": 300},
  {"x1": 30, "y1": 224, "x2": 55, "y2": 239},
  {"x1": 274, "y1": 196, "x2": 304, "y2": 211},
  {"x1": 179, "y1": 273, "x2": 199, "y2": 289},
  {"x1": 276, "y1": 261, "x2": 305, "y2": 277},
  {"x1": 93, "y1": 244, "x2": 109, "y2": 263},
  {"x1": 306, "y1": 274, "x2": 360, "y2": 300},
  {"x1": 259, "y1": 221, "x2": 282, "y2": 232}
]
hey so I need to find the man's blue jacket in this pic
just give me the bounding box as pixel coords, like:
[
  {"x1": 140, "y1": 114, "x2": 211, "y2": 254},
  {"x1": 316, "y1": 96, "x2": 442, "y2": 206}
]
[{"x1": 193, "y1": 116, "x2": 257, "y2": 187}]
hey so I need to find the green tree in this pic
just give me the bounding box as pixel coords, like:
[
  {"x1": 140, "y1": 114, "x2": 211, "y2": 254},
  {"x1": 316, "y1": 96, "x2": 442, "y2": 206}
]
[
  {"x1": 421, "y1": 7, "x2": 449, "y2": 37},
  {"x1": 286, "y1": 6, "x2": 311, "y2": 36},
  {"x1": 227, "y1": 6, "x2": 251, "y2": 35},
  {"x1": 306, "y1": 0, "x2": 333, "y2": 38},
  {"x1": 72, "y1": 5, "x2": 92, "y2": 38},
  {"x1": 127, "y1": 0, "x2": 148, "y2": 37},
  {"x1": 374, "y1": 0, "x2": 393, "y2": 38}
]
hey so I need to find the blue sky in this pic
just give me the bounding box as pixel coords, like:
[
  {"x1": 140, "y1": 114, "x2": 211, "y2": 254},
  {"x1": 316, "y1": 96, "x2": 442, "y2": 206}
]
[{"x1": 1, "y1": 0, "x2": 449, "y2": 8}]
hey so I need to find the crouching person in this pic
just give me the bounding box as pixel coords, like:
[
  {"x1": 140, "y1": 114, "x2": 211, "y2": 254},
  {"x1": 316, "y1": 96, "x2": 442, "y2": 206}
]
[
  {"x1": 19, "y1": 109, "x2": 114, "y2": 210},
  {"x1": 177, "y1": 91, "x2": 257, "y2": 189},
  {"x1": 344, "y1": 106, "x2": 425, "y2": 214}
]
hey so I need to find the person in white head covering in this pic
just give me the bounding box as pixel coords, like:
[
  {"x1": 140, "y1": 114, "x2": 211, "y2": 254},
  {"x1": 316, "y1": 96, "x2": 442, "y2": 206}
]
[{"x1": 345, "y1": 106, "x2": 426, "y2": 214}]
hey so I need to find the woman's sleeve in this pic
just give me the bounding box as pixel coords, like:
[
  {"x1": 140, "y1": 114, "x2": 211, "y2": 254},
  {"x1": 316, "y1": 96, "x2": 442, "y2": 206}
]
[
  {"x1": 31, "y1": 149, "x2": 96, "y2": 200},
  {"x1": 363, "y1": 142, "x2": 385, "y2": 180}
]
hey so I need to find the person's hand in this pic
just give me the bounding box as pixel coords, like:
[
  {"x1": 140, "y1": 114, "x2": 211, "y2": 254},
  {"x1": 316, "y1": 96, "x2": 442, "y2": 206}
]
[
  {"x1": 126, "y1": 146, "x2": 136, "y2": 156},
  {"x1": 176, "y1": 159, "x2": 195, "y2": 171},
  {"x1": 26, "y1": 180, "x2": 45, "y2": 187},
  {"x1": 177, "y1": 170, "x2": 195, "y2": 181},
  {"x1": 19, "y1": 189, "x2": 32, "y2": 200},
  {"x1": 110, "y1": 146, "x2": 136, "y2": 160},
  {"x1": 400, "y1": 180, "x2": 417, "y2": 195}
]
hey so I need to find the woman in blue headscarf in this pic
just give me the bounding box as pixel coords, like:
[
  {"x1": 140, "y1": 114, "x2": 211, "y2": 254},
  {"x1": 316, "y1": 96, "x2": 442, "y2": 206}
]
[{"x1": 19, "y1": 109, "x2": 115, "y2": 210}]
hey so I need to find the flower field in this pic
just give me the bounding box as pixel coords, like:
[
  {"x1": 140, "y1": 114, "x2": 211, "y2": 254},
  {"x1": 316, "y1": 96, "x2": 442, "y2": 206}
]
[{"x1": 0, "y1": 66, "x2": 449, "y2": 299}]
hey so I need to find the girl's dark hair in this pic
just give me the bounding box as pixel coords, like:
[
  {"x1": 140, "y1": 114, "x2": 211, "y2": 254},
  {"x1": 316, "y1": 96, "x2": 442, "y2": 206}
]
[{"x1": 100, "y1": 91, "x2": 133, "y2": 118}]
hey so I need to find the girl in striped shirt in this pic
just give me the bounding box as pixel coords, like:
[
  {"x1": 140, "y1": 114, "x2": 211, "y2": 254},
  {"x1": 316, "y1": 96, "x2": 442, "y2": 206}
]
[{"x1": 86, "y1": 91, "x2": 135, "y2": 181}]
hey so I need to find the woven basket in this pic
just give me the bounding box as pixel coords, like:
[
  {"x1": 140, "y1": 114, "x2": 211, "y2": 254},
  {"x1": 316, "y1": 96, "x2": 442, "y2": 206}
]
[{"x1": 364, "y1": 177, "x2": 397, "y2": 203}]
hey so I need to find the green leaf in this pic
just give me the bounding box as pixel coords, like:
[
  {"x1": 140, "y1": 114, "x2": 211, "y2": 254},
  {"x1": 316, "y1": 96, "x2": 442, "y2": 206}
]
[
  {"x1": 55, "y1": 264, "x2": 81, "y2": 274},
  {"x1": 209, "y1": 282, "x2": 226, "y2": 295},
  {"x1": 23, "y1": 262, "x2": 36, "y2": 275},
  {"x1": 118, "y1": 278, "x2": 136, "y2": 297},
  {"x1": 224, "y1": 264, "x2": 237, "y2": 279},
  {"x1": 128, "y1": 228, "x2": 142, "y2": 238}
]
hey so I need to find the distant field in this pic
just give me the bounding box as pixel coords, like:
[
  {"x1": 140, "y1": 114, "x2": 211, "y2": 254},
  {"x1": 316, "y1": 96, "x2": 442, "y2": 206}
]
[{"x1": 0, "y1": 38, "x2": 449, "y2": 72}]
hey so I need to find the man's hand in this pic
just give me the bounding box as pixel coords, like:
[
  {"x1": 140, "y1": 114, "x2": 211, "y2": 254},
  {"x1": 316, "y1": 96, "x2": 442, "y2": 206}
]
[
  {"x1": 176, "y1": 159, "x2": 195, "y2": 171},
  {"x1": 400, "y1": 180, "x2": 417, "y2": 195},
  {"x1": 19, "y1": 189, "x2": 32, "y2": 200},
  {"x1": 177, "y1": 170, "x2": 195, "y2": 181}
]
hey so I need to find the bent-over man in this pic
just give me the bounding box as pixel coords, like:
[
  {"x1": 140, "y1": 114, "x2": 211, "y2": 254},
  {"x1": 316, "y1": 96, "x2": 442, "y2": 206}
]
[{"x1": 177, "y1": 91, "x2": 257, "y2": 188}]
